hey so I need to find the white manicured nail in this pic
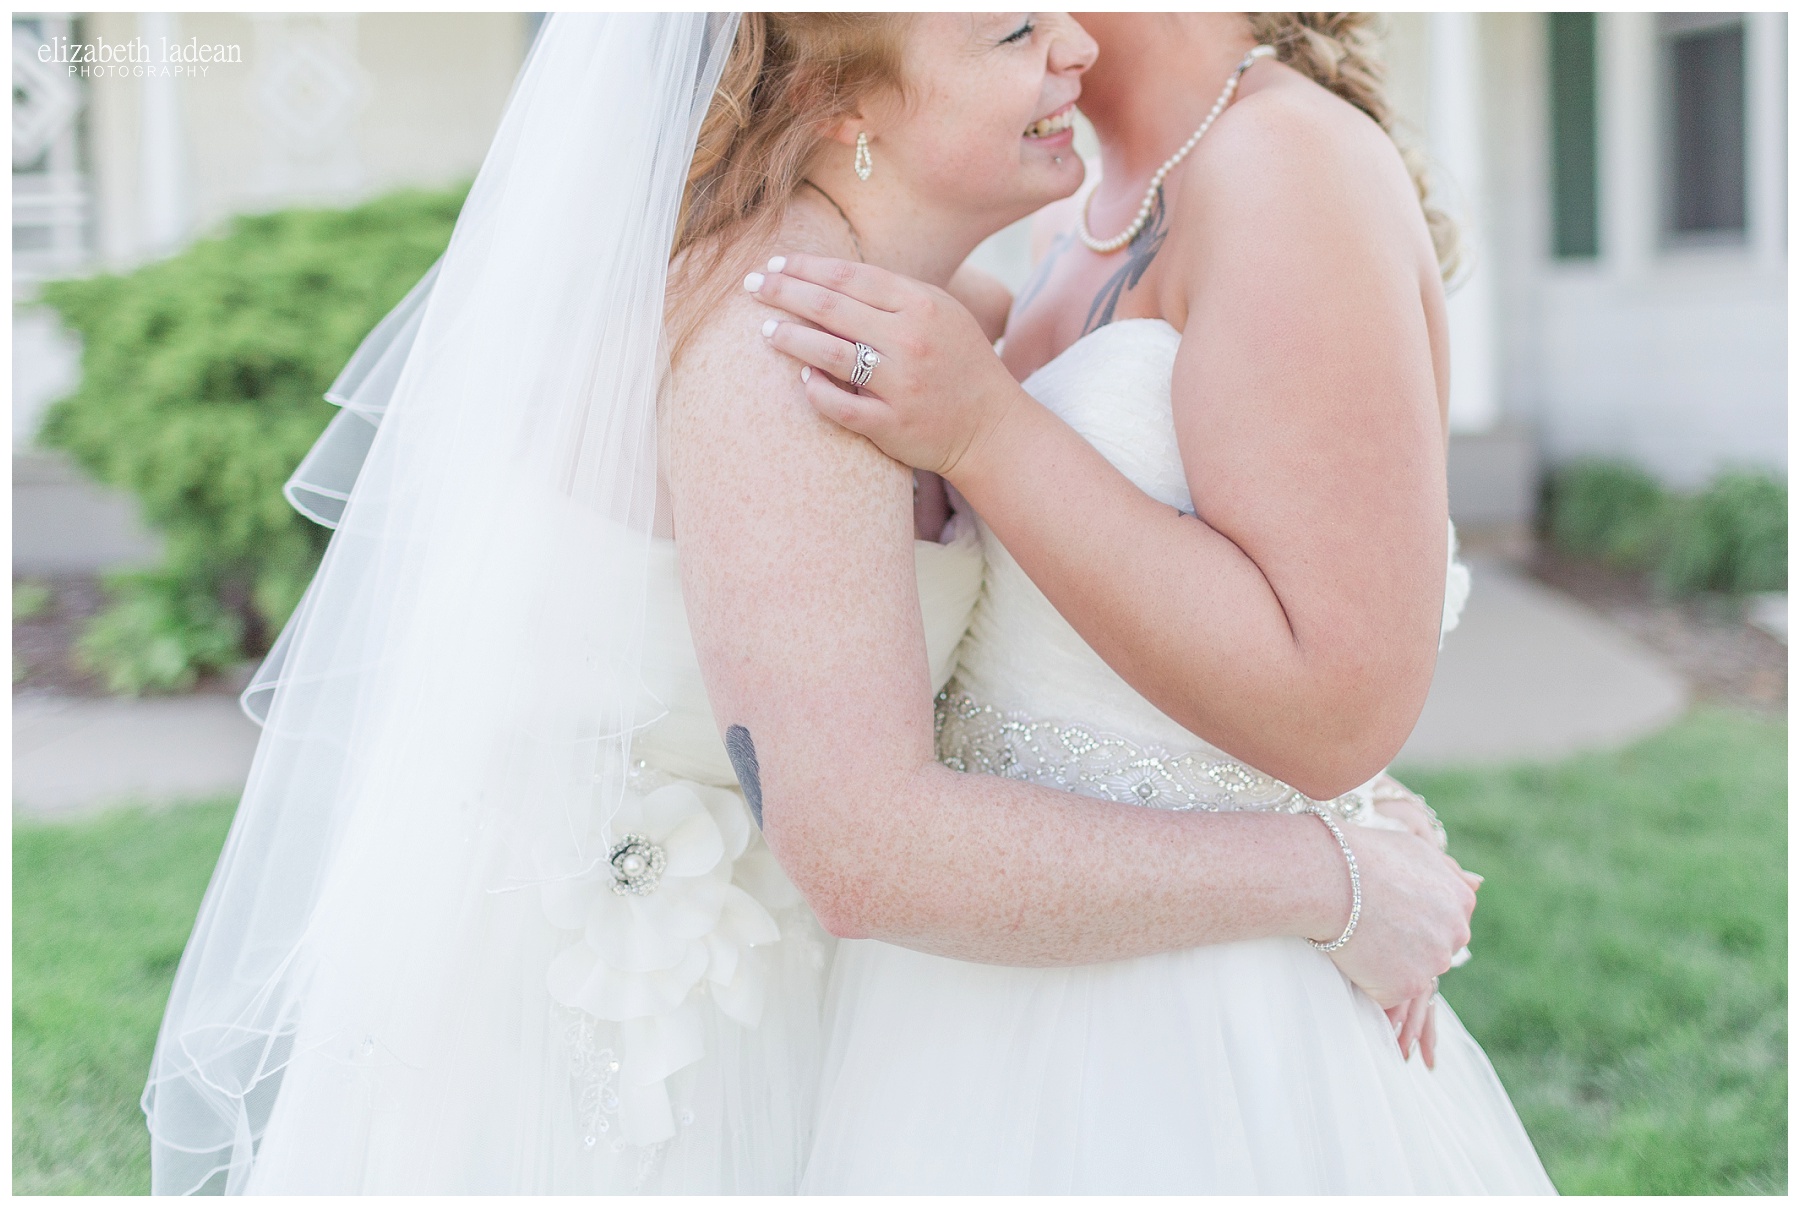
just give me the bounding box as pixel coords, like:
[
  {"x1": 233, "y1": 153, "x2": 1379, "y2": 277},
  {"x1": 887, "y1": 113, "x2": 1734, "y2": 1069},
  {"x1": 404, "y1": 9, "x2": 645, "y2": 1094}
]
[
  {"x1": 761, "y1": 319, "x2": 778, "y2": 338},
  {"x1": 800, "y1": 366, "x2": 811, "y2": 383},
  {"x1": 743, "y1": 272, "x2": 764, "y2": 292},
  {"x1": 767, "y1": 256, "x2": 787, "y2": 273}
]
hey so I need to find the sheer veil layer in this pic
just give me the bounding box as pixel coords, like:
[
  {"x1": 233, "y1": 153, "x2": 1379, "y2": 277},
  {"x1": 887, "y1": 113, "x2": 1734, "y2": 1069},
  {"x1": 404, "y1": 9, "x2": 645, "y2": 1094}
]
[{"x1": 142, "y1": 14, "x2": 745, "y2": 1193}]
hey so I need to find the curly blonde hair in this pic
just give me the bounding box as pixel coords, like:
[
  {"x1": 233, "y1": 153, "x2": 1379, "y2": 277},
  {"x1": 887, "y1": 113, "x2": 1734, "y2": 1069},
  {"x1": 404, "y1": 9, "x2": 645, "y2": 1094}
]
[{"x1": 1248, "y1": 13, "x2": 1460, "y2": 279}]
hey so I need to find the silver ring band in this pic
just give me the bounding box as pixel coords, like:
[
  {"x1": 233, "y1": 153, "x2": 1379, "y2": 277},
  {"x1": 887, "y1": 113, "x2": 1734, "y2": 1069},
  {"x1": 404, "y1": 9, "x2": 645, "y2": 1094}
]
[{"x1": 850, "y1": 342, "x2": 881, "y2": 388}]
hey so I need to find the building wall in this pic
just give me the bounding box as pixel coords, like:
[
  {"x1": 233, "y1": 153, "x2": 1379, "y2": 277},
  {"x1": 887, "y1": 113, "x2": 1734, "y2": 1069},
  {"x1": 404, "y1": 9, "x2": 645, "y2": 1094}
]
[
  {"x1": 1530, "y1": 11, "x2": 1786, "y2": 487},
  {"x1": 1389, "y1": 12, "x2": 1786, "y2": 489},
  {"x1": 79, "y1": 12, "x2": 531, "y2": 270}
]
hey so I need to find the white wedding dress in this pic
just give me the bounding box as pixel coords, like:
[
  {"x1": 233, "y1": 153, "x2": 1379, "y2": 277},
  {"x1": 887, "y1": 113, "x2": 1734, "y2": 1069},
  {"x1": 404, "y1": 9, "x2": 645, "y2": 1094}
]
[
  {"x1": 800, "y1": 319, "x2": 1554, "y2": 1194},
  {"x1": 238, "y1": 314, "x2": 1544, "y2": 1194},
  {"x1": 241, "y1": 533, "x2": 983, "y2": 1193}
]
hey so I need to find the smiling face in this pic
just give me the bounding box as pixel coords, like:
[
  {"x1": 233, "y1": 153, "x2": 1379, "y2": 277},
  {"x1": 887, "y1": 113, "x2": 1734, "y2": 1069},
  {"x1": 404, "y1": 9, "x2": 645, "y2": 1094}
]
[{"x1": 857, "y1": 13, "x2": 1096, "y2": 234}]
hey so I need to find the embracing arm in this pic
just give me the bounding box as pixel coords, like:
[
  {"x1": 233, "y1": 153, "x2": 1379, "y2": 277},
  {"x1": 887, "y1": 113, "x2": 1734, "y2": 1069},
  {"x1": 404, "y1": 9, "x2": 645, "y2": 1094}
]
[
  {"x1": 755, "y1": 102, "x2": 1447, "y2": 800},
  {"x1": 665, "y1": 285, "x2": 1468, "y2": 990},
  {"x1": 945, "y1": 261, "x2": 1012, "y2": 343}
]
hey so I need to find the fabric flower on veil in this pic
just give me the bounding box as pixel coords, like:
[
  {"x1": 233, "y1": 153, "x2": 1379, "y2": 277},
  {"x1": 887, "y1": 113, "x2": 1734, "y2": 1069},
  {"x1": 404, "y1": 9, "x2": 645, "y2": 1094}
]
[{"x1": 541, "y1": 779, "x2": 787, "y2": 1143}]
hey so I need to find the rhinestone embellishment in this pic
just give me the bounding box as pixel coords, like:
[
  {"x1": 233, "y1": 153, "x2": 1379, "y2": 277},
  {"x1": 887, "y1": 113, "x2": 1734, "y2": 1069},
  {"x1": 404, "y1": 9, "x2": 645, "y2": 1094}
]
[
  {"x1": 607, "y1": 833, "x2": 667, "y2": 896},
  {"x1": 934, "y1": 683, "x2": 1366, "y2": 822}
]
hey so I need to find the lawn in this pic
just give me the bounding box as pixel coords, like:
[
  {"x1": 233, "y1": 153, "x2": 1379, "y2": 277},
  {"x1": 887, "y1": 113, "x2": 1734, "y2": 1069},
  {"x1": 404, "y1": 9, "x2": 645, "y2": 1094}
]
[
  {"x1": 1405, "y1": 705, "x2": 1787, "y2": 1194},
  {"x1": 13, "y1": 707, "x2": 1787, "y2": 1194},
  {"x1": 14, "y1": 799, "x2": 237, "y2": 1195}
]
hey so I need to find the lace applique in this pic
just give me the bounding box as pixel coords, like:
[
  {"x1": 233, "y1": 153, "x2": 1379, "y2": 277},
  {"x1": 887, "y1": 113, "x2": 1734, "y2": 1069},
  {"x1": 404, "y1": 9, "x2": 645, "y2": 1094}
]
[
  {"x1": 935, "y1": 684, "x2": 1372, "y2": 823},
  {"x1": 555, "y1": 1004, "x2": 688, "y2": 1189},
  {"x1": 559, "y1": 1006, "x2": 623, "y2": 1150}
]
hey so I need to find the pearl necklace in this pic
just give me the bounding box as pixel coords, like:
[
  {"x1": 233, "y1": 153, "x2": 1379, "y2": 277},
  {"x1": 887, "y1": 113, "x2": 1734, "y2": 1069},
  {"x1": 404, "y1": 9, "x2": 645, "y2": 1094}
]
[{"x1": 1077, "y1": 44, "x2": 1276, "y2": 254}]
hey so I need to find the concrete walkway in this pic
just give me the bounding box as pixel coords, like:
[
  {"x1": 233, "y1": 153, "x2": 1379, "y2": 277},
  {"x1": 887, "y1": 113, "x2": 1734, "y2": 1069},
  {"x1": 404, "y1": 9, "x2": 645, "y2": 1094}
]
[
  {"x1": 1397, "y1": 556, "x2": 1689, "y2": 768},
  {"x1": 14, "y1": 694, "x2": 259, "y2": 819},
  {"x1": 12, "y1": 557, "x2": 1691, "y2": 819},
  {"x1": 14, "y1": 453, "x2": 162, "y2": 575}
]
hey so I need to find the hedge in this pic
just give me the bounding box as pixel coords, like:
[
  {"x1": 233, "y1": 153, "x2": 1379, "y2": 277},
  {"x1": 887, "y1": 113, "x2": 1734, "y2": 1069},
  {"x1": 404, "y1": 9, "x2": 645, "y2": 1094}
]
[
  {"x1": 1543, "y1": 460, "x2": 1787, "y2": 597},
  {"x1": 37, "y1": 186, "x2": 465, "y2": 692}
]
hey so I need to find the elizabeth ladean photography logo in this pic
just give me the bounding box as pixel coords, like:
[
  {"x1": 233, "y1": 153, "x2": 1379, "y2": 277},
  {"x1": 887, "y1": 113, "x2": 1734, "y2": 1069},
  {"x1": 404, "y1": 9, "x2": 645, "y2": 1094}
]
[{"x1": 37, "y1": 34, "x2": 241, "y2": 78}]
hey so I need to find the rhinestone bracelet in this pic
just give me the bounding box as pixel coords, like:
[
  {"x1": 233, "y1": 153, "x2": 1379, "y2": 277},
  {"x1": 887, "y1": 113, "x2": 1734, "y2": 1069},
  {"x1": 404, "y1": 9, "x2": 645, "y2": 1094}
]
[{"x1": 1302, "y1": 805, "x2": 1362, "y2": 953}]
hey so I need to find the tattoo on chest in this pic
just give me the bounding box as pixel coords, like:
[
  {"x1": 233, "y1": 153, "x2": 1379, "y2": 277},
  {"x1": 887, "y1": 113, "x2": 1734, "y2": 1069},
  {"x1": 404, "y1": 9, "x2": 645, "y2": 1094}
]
[
  {"x1": 1082, "y1": 187, "x2": 1170, "y2": 336},
  {"x1": 724, "y1": 724, "x2": 763, "y2": 829},
  {"x1": 1014, "y1": 231, "x2": 1074, "y2": 315}
]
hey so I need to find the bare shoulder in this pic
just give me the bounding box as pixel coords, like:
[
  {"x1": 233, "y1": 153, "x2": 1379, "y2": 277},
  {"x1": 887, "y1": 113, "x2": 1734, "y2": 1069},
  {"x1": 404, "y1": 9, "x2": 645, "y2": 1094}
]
[
  {"x1": 1172, "y1": 70, "x2": 1427, "y2": 267},
  {"x1": 663, "y1": 202, "x2": 898, "y2": 538},
  {"x1": 1207, "y1": 70, "x2": 1404, "y2": 189},
  {"x1": 668, "y1": 204, "x2": 857, "y2": 430}
]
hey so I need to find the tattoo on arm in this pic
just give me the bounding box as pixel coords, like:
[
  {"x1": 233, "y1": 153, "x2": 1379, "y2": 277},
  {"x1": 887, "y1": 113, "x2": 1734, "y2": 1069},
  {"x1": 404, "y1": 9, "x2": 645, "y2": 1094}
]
[
  {"x1": 1013, "y1": 231, "x2": 1074, "y2": 315},
  {"x1": 724, "y1": 724, "x2": 763, "y2": 829},
  {"x1": 1082, "y1": 187, "x2": 1170, "y2": 336}
]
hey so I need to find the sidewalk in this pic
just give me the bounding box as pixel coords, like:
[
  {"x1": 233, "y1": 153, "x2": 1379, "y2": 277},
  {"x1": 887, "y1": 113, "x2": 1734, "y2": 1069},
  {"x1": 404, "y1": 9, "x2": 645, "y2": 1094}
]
[
  {"x1": 13, "y1": 557, "x2": 1692, "y2": 819},
  {"x1": 1397, "y1": 556, "x2": 1690, "y2": 768},
  {"x1": 14, "y1": 693, "x2": 259, "y2": 819}
]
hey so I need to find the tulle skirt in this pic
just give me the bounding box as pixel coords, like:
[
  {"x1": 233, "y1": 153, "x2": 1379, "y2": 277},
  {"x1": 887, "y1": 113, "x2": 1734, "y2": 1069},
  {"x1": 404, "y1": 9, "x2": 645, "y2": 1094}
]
[
  {"x1": 802, "y1": 935, "x2": 1555, "y2": 1194},
  {"x1": 242, "y1": 879, "x2": 832, "y2": 1194}
]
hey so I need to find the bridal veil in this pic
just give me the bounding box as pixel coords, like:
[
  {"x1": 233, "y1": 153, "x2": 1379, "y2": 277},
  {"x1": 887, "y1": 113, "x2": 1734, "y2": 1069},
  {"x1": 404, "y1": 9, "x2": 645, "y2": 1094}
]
[{"x1": 142, "y1": 14, "x2": 750, "y2": 1192}]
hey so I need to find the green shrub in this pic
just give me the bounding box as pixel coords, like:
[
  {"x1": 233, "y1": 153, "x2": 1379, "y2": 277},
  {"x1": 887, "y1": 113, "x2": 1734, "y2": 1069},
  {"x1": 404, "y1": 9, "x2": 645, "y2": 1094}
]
[
  {"x1": 72, "y1": 570, "x2": 243, "y2": 695},
  {"x1": 1545, "y1": 459, "x2": 1673, "y2": 571},
  {"x1": 1659, "y1": 472, "x2": 1788, "y2": 596},
  {"x1": 14, "y1": 579, "x2": 53, "y2": 622},
  {"x1": 37, "y1": 186, "x2": 465, "y2": 691},
  {"x1": 1545, "y1": 460, "x2": 1786, "y2": 597}
]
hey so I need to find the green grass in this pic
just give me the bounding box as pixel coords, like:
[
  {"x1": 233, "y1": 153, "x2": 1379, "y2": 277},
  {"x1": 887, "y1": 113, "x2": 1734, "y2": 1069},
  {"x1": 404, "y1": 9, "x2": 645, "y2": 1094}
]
[
  {"x1": 11, "y1": 709, "x2": 1787, "y2": 1194},
  {"x1": 13, "y1": 799, "x2": 237, "y2": 1195},
  {"x1": 1404, "y1": 706, "x2": 1787, "y2": 1194}
]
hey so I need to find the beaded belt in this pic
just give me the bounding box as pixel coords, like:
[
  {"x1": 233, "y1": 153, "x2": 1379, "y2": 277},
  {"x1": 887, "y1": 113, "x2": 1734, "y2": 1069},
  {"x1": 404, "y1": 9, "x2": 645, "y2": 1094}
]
[{"x1": 934, "y1": 683, "x2": 1371, "y2": 824}]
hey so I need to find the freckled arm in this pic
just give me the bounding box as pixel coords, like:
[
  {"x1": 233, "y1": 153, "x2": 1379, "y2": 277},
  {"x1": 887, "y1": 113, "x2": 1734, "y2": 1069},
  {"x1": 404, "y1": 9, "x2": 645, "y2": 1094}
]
[{"x1": 667, "y1": 289, "x2": 1350, "y2": 966}]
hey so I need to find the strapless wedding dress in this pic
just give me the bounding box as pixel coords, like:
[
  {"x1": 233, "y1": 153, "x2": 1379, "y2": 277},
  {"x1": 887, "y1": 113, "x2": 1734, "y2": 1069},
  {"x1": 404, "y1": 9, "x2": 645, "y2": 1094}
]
[
  {"x1": 243, "y1": 531, "x2": 983, "y2": 1193},
  {"x1": 800, "y1": 319, "x2": 1554, "y2": 1194}
]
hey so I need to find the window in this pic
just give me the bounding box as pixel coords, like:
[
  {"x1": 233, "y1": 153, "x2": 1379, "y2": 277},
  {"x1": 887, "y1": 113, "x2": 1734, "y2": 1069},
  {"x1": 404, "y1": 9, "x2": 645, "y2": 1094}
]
[
  {"x1": 1663, "y1": 14, "x2": 1748, "y2": 238},
  {"x1": 1548, "y1": 13, "x2": 1600, "y2": 258},
  {"x1": 11, "y1": 14, "x2": 92, "y2": 275}
]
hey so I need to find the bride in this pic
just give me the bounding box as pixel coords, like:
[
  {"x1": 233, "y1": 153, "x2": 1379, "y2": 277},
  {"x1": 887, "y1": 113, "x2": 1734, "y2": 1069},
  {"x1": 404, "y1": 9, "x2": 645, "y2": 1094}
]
[
  {"x1": 729, "y1": 10, "x2": 1552, "y2": 1194},
  {"x1": 142, "y1": 12, "x2": 1545, "y2": 1195}
]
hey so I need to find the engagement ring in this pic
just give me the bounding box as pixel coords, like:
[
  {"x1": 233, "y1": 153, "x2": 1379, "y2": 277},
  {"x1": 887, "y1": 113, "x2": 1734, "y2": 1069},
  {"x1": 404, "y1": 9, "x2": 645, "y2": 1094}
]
[{"x1": 850, "y1": 342, "x2": 881, "y2": 388}]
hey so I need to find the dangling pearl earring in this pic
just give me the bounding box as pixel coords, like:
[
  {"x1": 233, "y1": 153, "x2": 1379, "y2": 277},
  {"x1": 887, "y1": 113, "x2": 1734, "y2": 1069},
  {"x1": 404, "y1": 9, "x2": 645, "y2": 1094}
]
[{"x1": 854, "y1": 131, "x2": 872, "y2": 182}]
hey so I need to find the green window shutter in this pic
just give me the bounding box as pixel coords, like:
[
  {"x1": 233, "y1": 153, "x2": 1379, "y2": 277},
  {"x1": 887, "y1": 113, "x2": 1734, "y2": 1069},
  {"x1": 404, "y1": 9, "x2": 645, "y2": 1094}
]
[{"x1": 1548, "y1": 12, "x2": 1600, "y2": 258}]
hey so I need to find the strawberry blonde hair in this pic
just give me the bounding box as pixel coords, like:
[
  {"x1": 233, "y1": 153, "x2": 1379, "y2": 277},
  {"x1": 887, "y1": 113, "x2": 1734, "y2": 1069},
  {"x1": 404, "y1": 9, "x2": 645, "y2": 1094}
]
[{"x1": 667, "y1": 14, "x2": 912, "y2": 357}]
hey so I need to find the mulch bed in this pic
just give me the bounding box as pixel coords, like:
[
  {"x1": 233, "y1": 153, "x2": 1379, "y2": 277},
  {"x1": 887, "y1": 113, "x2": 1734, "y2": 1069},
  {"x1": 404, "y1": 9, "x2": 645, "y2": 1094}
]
[
  {"x1": 1527, "y1": 548, "x2": 1786, "y2": 714},
  {"x1": 13, "y1": 574, "x2": 110, "y2": 697},
  {"x1": 12, "y1": 574, "x2": 250, "y2": 699}
]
